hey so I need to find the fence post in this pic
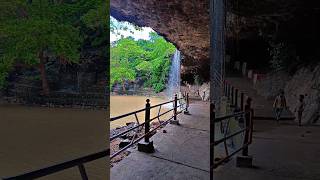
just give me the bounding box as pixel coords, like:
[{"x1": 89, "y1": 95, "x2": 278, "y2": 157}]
[
  {"x1": 235, "y1": 88, "x2": 239, "y2": 108},
  {"x1": 145, "y1": 99, "x2": 151, "y2": 143},
  {"x1": 228, "y1": 84, "x2": 231, "y2": 99},
  {"x1": 236, "y1": 97, "x2": 253, "y2": 167},
  {"x1": 242, "y1": 98, "x2": 250, "y2": 156},
  {"x1": 240, "y1": 93, "x2": 244, "y2": 111},
  {"x1": 225, "y1": 83, "x2": 229, "y2": 97},
  {"x1": 170, "y1": 94, "x2": 179, "y2": 125},
  {"x1": 138, "y1": 99, "x2": 155, "y2": 153},
  {"x1": 184, "y1": 93, "x2": 190, "y2": 114},
  {"x1": 231, "y1": 86, "x2": 234, "y2": 105},
  {"x1": 210, "y1": 102, "x2": 216, "y2": 177},
  {"x1": 78, "y1": 164, "x2": 89, "y2": 180}
]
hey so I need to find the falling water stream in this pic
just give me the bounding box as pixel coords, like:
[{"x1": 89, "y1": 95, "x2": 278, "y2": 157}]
[{"x1": 166, "y1": 49, "x2": 181, "y2": 99}]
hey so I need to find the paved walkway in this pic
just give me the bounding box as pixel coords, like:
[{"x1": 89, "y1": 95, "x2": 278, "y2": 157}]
[
  {"x1": 112, "y1": 76, "x2": 320, "y2": 180},
  {"x1": 111, "y1": 101, "x2": 210, "y2": 180},
  {"x1": 213, "y1": 76, "x2": 320, "y2": 180},
  {"x1": 226, "y1": 77, "x2": 294, "y2": 119},
  {"x1": 213, "y1": 120, "x2": 320, "y2": 180}
]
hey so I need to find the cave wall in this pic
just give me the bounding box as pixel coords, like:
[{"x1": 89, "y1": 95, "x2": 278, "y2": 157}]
[
  {"x1": 111, "y1": 1, "x2": 320, "y2": 123},
  {"x1": 111, "y1": 0, "x2": 320, "y2": 76},
  {"x1": 255, "y1": 65, "x2": 320, "y2": 124},
  {"x1": 111, "y1": 0, "x2": 210, "y2": 62}
]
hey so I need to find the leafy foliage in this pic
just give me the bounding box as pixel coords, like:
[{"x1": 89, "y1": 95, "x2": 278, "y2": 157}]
[
  {"x1": 0, "y1": 0, "x2": 107, "y2": 89},
  {"x1": 110, "y1": 31, "x2": 176, "y2": 93}
]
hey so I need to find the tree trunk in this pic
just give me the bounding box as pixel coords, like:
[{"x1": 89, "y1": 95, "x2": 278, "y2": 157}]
[
  {"x1": 39, "y1": 51, "x2": 50, "y2": 95},
  {"x1": 122, "y1": 81, "x2": 126, "y2": 93}
]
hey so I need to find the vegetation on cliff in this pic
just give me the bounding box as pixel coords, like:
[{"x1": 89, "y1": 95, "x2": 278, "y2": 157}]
[{"x1": 110, "y1": 18, "x2": 176, "y2": 93}]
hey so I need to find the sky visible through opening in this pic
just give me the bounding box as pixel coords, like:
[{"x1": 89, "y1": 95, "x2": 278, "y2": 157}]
[{"x1": 110, "y1": 16, "x2": 155, "y2": 42}]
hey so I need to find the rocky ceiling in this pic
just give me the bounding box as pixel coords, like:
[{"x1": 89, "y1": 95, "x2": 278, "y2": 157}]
[
  {"x1": 110, "y1": 0, "x2": 210, "y2": 63},
  {"x1": 111, "y1": 0, "x2": 320, "y2": 66}
]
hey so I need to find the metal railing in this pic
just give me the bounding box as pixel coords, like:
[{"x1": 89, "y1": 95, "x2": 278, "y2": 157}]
[
  {"x1": 4, "y1": 89, "x2": 106, "y2": 108},
  {"x1": 110, "y1": 93, "x2": 190, "y2": 159},
  {"x1": 2, "y1": 149, "x2": 109, "y2": 180},
  {"x1": 210, "y1": 80, "x2": 254, "y2": 176}
]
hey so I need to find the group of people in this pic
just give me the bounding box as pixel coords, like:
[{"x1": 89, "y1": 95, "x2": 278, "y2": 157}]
[{"x1": 273, "y1": 90, "x2": 306, "y2": 126}]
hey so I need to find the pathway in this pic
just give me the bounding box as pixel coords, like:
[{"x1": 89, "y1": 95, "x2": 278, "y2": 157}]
[
  {"x1": 226, "y1": 77, "x2": 294, "y2": 120},
  {"x1": 213, "y1": 120, "x2": 320, "y2": 180},
  {"x1": 212, "y1": 75, "x2": 320, "y2": 180},
  {"x1": 111, "y1": 101, "x2": 210, "y2": 180}
]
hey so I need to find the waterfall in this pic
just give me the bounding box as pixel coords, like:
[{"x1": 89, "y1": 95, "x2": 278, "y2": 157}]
[{"x1": 167, "y1": 50, "x2": 181, "y2": 99}]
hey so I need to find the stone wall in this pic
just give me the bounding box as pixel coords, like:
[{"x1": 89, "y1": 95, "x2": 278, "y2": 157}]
[
  {"x1": 255, "y1": 65, "x2": 320, "y2": 124},
  {"x1": 254, "y1": 71, "x2": 290, "y2": 99}
]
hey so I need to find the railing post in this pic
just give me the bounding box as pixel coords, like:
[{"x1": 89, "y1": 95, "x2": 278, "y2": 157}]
[
  {"x1": 240, "y1": 92, "x2": 244, "y2": 111},
  {"x1": 224, "y1": 82, "x2": 229, "y2": 97},
  {"x1": 237, "y1": 97, "x2": 253, "y2": 167},
  {"x1": 78, "y1": 164, "x2": 89, "y2": 180},
  {"x1": 210, "y1": 102, "x2": 215, "y2": 177},
  {"x1": 138, "y1": 99, "x2": 155, "y2": 153},
  {"x1": 242, "y1": 97, "x2": 252, "y2": 156},
  {"x1": 145, "y1": 99, "x2": 151, "y2": 143},
  {"x1": 174, "y1": 94, "x2": 177, "y2": 120},
  {"x1": 184, "y1": 93, "x2": 190, "y2": 115},
  {"x1": 170, "y1": 94, "x2": 180, "y2": 125},
  {"x1": 227, "y1": 84, "x2": 231, "y2": 99},
  {"x1": 235, "y1": 88, "x2": 239, "y2": 108},
  {"x1": 231, "y1": 86, "x2": 234, "y2": 105}
]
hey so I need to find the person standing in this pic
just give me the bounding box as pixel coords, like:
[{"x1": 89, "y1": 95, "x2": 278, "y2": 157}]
[
  {"x1": 273, "y1": 90, "x2": 287, "y2": 123},
  {"x1": 295, "y1": 94, "x2": 306, "y2": 126}
]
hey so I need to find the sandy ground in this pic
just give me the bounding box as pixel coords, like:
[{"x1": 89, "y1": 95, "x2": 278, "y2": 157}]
[{"x1": 0, "y1": 104, "x2": 108, "y2": 180}]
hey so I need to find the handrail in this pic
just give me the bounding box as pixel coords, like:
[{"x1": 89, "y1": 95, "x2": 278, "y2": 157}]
[
  {"x1": 110, "y1": 93, "x2": 190, "y2": 159},
  {"x1": 215, "y1": 111, "x2": 245, "y2": 123},
  {"x1": 110, "y1": 98, "x2": 183, "y2": 122},
  {"x1": 210, "y1": 80, "x2": 254, "y2": 171},
  {"x1": 2, "y1": 149, "x2": 109, "y2": 180}
]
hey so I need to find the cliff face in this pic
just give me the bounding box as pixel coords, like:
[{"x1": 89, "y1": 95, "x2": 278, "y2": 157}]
[
  {"x1": 111, "y1": 0, "x2": 210, "y2": 62},
  {"x1": 111, "y1": 0, "x2": 320, "y2": 81},
  {"x1": 255, "y1": 65, "x2": 320, "y2": 124}
]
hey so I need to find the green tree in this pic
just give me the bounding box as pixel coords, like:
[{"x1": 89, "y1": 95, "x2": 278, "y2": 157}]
[
  {"x1": 110, "y1": 38, "x2": 147, "y2": 92},
  {"x1": 0, "y1": 0, "x2": 106, "y2": 94},
  {"x1": 144, "y1": 32, "x2": 176, "y2": 92},
  {"x1": 110, "y1": 21, "x2": 176, "y2": 93}
]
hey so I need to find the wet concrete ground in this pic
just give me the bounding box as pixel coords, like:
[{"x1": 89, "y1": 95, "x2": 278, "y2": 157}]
[
  {"x1": 111, "y1": 76, "x2": 320, "y2": 180},
  {"x1": 213, "y1": 120, "x2": 320, "y2": 180},
  {"x1": 111, "y1": 101, "x2": 210, "y2": 180}
]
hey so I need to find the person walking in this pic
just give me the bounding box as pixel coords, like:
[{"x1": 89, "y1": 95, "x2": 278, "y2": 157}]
[
  {"x1": 294, "y1": 94, "x2": 306, "y2": 126},
  {"x1": 273, "y1": 90, "x2": 287, "y2": 123}
]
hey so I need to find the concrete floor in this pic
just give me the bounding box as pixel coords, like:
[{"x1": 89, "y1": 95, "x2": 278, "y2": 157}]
[
  {"x1": 111, "y1": 101, "x2": 320, "y2": 180},
  {"x1": 111, "y1": 101, "x2": 210, "y2": 180},
  {"x1": 226, "y1": 77, "x2": 294, "y2": 119},
  {"x1": 213, "y1": 120, "x2": 320, "y2": 180}
]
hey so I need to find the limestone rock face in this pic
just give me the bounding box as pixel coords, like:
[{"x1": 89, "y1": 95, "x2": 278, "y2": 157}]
[
  {"x1": 285, "y1": 66, "x2": 320, "y2": 124},
  {"x1": 255, "y1": 66, "x2": 320, "y2": 124},
  {"x1": 111, "y1": 0, "x2": 210, "y2": 62},
  {"x1": 254, "y1": 71, "x2": 290, "y2": 99},
  {"x1": 111, "y1": 0, "x2": 320, "y2": 62}
]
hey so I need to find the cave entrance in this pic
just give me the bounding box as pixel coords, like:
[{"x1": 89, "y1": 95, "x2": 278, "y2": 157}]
[{"x1": 110, "y1": 16, "x2": 180, "y2": 97}]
